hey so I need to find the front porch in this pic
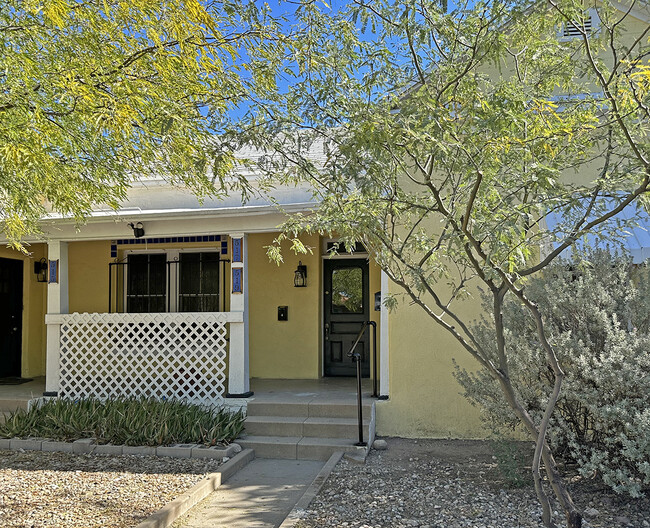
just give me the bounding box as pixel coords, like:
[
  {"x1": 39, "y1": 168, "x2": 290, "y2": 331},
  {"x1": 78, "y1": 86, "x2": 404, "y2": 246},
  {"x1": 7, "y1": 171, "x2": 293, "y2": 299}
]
[{"x1": 7, "y1": 228, "x2": 388, "y2": 414}]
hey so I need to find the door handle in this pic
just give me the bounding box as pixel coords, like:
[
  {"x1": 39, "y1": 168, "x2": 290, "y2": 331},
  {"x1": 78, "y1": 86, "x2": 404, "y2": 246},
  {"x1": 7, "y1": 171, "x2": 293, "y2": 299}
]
[{"x1": 324, "y1": 323, "x2": 330, "y2": 340}]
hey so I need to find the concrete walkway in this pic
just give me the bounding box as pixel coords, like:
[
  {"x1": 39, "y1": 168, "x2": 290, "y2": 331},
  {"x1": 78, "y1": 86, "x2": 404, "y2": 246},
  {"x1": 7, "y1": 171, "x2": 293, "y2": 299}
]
[{"x1": 172, "y1": 458, "x2": 325, "y2": 528}]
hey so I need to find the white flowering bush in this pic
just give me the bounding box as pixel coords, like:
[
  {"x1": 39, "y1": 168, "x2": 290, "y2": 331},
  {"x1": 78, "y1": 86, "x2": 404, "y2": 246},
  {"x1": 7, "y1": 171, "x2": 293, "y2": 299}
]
[{"x1": 456, "y1": 250, "x2": 650, "y2": 497}]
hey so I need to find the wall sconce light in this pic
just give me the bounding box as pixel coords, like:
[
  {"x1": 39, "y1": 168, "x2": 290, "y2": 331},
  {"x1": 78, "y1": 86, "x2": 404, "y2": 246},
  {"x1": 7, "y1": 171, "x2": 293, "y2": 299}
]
[
  {"x1": 34, "y1": 258, "x2": 48, "y2": 283},
  {"x1": 294, "y1": 261, "x2": 307, "y2": 287},
  {"x1": 129, "y1": 222, "x2": 145, "y2": 238}
]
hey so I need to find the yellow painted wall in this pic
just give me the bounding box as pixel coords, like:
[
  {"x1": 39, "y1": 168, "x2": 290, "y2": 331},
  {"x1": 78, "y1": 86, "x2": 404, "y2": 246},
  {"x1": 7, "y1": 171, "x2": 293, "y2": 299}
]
[
  {"x1": 68, "y1": 241, "x2": 112, "y2": 313},
  {"x1": 0, "y1": 244, "x2": 47, "y2": 377},
  {"x1": 248, "y1": 232, "x2": 322, "y2": 379},
  {"x1": 376, "y1": 276, "x2": 484, "y2": 438}
]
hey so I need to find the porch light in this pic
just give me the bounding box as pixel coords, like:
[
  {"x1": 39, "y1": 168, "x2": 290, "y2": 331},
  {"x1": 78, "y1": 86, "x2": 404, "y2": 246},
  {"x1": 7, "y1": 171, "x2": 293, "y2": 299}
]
[
  {"x1": 294, "y1": 261, "x2": 307, "y2": 287},
  {"x1": 34, "y1": 258, "x2": 48, "y2": 283},
  {"x1": 128, "y1": 222, "x2": 145, "y2": 238}
]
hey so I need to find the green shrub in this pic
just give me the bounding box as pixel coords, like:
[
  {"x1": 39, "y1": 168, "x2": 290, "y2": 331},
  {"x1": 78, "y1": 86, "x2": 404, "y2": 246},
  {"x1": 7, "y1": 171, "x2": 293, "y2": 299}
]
[
  {"x1": 0, "y1": 397, "x2": 245, "y2": 447},
  {"x1": 456, "y1": 249, "x2": 650, "y2": 497}
]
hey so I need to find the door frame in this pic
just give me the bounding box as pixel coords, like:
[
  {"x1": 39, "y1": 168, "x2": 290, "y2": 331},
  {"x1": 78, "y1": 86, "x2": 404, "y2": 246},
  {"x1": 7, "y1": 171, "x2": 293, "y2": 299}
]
[{"x1": 321, "y1": 244, "x2": 370, "y2": 377}]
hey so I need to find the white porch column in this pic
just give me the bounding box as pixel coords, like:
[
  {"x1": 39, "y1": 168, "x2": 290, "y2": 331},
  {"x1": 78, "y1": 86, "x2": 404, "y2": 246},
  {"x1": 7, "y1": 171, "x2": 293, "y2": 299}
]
[
  {"x1": 44, "y1": 240, "x2": 69, "y2": 396},
  {"x1": 226, "y1": 233, "x2": 252, "y2": 397},
  {"x1": 379, "y1": 271, "x2": 390, "y2": 399}
]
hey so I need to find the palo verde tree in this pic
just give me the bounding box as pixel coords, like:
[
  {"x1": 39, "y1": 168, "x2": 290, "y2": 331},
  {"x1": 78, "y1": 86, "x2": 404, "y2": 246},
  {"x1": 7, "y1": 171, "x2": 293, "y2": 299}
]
[
  {"x1": 0, "y1": 0, "x2": 284, "y2": 246},
  {"x1": 234, "y1": 0, "x2": 650, "y2": 526}
]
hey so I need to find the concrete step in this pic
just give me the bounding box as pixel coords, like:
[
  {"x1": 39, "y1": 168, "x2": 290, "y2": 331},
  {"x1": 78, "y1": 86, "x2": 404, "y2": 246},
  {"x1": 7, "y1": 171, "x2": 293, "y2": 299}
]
[
  {"x1": 244, "y1": 415, "x2": 370, "y2": 439},
  {"x1": 236, "y1": 435, "x2": 301, "y2": 459},
  {"x1": 246, "y1": 400, "x2": 372, "y2": 419},
  {"x1": 236, "y1": 435, "x2": 367, "y2": 461}
]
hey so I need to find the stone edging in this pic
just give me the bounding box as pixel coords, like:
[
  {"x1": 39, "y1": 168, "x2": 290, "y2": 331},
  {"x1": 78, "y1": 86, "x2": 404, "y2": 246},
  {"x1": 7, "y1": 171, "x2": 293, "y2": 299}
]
[
  {"x1": 135, "y1": 448, "x2": 255, "y2": 528},
  {"x1": 0, "y1": 437, "x2": 240, "y2": 460},
  {"x1": 278, "y1": 451, "x2": 344, "y2": 528}
]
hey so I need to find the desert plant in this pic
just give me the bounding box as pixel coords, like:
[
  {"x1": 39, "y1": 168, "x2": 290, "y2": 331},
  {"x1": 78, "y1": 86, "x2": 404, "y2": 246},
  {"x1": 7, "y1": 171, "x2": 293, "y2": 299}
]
[
  {"x1": 456, "y1": 249, "x2": 650, "y2": 497},
  {"x1": 0, "y1": 397, "x2": 244, "y2": 447}
]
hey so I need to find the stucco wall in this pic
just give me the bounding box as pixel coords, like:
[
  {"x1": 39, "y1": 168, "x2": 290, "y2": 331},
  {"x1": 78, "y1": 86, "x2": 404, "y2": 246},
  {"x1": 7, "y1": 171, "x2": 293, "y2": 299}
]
[
  {"x1": 248, "y1": 232, "x2": 322, "y2": 379},
  {"x1": 376, "y1": 277, "x2": 484, "y2": 438},
  {"x1": 68, "y1": 240, "x2": 112, "y2": 313}
]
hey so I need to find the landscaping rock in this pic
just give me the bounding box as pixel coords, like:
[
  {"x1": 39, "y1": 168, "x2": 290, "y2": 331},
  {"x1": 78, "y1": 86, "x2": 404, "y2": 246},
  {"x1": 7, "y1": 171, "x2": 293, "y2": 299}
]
[
  {"x1": 293, "y1": 438, "x2": 650, "y2": 528},
  {"x1": 373, "y1": 439, "x2": 388, "y2": 450},
  {"x1": 0, "y1": 449, "x2": 223, "y2": 528}
]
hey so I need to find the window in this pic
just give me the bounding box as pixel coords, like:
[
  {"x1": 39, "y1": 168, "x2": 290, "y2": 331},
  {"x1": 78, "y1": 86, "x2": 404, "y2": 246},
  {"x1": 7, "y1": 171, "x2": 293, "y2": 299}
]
[
  {"x1": 111, "y1": 250, "x2": 223, "y2": 313},
  {"x1": 126, "y1": 253, "x2": 166, "y2": 313},
  {"x1": 177, "y1": 252, "x2": 220, "y2": 312},
  {"x1": 331, "y1": 267, "x2": 364, "y2": 314}
]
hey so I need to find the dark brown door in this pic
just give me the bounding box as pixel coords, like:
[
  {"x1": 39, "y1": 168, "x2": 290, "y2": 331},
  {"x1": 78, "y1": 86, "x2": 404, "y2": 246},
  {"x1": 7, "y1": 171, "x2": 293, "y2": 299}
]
[
  {"x1": 0, "y1": 257, "x2": 23, "y2": 378},
  {"x1": 323, "y1": 259, "x2": 369, "y2": 377}
]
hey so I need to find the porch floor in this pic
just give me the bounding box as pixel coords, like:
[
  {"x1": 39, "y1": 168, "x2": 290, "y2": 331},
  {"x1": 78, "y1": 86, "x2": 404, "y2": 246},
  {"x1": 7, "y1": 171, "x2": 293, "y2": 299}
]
[
  {"x1": 0, "y1": 377, "x2": 45, "y2": 412},
  {"x1": 0, "y1": 377, "x2": 45, "y2": 399},
  {"x1": 248, "y1": 377, "x2": 374, "y2": 405}
]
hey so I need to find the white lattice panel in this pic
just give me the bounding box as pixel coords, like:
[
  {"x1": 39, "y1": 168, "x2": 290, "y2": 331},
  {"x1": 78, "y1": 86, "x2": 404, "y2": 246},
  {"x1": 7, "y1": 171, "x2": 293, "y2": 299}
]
[{"x1": 54, "y1": 312, "x2": 240, "y2": 405}]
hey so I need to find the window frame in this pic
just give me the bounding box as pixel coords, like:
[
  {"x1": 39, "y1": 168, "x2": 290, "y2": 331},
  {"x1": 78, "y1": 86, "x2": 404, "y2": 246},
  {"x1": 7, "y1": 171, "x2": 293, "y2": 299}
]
[{"x1": 123, "y1": 248, "x2": 222, "y2": 313}]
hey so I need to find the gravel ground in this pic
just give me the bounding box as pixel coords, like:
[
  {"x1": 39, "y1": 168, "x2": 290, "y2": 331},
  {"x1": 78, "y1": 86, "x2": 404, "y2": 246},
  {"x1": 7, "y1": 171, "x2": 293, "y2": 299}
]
[
  {"x1": 295, "y1": 438, "x2": 650, "y2": 528},
  {"x1": 0, "y1": 449, "x2": 224, "y2": 528}
]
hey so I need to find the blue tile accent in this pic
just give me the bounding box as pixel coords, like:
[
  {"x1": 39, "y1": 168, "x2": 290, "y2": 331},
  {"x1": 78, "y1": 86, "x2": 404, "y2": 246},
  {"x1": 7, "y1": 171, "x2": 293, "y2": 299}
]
[
  {"x1": 190, "y1": 236, "x2": 196, "y2": 242},
  {"x1": 232, "y1": 268, "x2": 243, "y2": 293},
  {"x1": 184, "y1": 236, "x2": 190, "y2": 243},
  {"x1": 166, "y1": 238, "x2": 172, "y2": 243},
  {"x1": 48, "y1": 260, "x2": 58, "y2": 283},
  {"x1": 232, "y1": 238, "x2": 242, "y2": 262},
  {"x1": 216, "y1": 235, "x2": 221, "y2": 242},
  {"x1": 110, "y1": 251, "x2": 117, "y2": 258}
]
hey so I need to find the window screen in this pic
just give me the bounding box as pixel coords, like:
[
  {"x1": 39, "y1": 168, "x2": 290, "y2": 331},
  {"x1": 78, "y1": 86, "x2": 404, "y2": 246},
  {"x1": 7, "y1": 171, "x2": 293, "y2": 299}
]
[
  {"x1": 178, "y1": 252, "x2": 220, "y2": 312},
  {"x1": 126, "y1": 253, "x2": 166, "y2": 313}
]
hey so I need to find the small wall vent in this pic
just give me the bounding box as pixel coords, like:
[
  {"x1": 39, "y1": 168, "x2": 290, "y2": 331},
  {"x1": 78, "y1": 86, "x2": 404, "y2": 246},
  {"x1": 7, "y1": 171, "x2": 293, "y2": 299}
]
[{"x1": 559, "y1": 9, "x2": 600, "y2": 40}]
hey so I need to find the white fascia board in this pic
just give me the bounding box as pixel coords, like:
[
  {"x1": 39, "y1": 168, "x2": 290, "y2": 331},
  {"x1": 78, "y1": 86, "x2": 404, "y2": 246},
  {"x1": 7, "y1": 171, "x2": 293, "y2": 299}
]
[
  {"x1": 42, "y1": 202, "x2": 316, "y2": 223},
  {"x1": 7, "y1": 202, "x2": 318, "y2": 244}
]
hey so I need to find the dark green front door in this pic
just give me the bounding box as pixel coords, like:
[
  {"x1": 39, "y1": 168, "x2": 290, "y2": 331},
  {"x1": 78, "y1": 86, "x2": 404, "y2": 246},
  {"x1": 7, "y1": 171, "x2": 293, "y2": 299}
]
[
  {"x1": 323, "y1": 259, "x2": 369, "y2": 377},
  {"x1": 0, "y1": 257, "x2": 23, "y2": 378}
]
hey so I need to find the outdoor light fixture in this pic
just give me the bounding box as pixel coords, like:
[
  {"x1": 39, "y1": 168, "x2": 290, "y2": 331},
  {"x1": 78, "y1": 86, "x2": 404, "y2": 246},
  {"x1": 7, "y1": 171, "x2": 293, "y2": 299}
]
[
  {"x1": 129, "y1": 222, "x2": 145, "y2": 238},
  {"x1": 294, "y1": 261, "x2": 307, "y2": 287},
  {"x1": 34, "y1": 258, "x2": 48, "y2": 283}
]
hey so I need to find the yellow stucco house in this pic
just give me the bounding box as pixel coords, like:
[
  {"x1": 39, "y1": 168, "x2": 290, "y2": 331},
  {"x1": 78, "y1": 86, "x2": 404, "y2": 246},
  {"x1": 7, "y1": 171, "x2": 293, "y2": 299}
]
[
  {"x1": 1, "y1": 1, "x2": 649, "y2": 446},
  {"x1": 0, "y1": 136, "x2": 486, "y2": 441}
]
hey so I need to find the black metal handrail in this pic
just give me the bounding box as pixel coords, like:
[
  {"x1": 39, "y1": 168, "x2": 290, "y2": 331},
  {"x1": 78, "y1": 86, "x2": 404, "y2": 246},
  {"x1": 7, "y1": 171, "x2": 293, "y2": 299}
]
[{"x1": 347, "y1": 321, "x2": 369, "y2": 447}]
